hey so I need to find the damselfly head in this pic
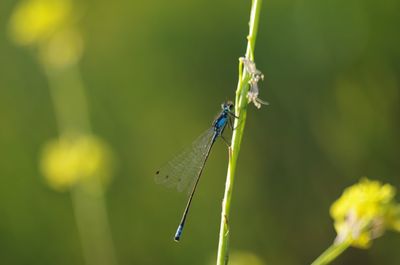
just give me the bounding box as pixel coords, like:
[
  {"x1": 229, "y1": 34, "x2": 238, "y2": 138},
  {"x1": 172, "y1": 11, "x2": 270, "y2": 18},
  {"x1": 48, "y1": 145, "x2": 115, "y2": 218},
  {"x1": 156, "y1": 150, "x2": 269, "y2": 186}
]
[{"x1": 221, "y1": 101, "x2": 234, "y2": 112}]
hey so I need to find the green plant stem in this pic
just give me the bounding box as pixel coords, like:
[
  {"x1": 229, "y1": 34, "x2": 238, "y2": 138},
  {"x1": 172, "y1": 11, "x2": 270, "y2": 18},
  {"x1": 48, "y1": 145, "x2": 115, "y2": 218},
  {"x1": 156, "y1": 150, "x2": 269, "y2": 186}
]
[
  {"x1": 310, "y1": 241, "x2": 351, "y2": 265},
  {"x1": 46, "y1": 65, "x2": 118, "y2": 265},
  {"x1": 71, "y1": 184, "x2": 118, "y2": 265},
  {"x1": 216, "y1": 1, "x2": 262, "y2": 265}
]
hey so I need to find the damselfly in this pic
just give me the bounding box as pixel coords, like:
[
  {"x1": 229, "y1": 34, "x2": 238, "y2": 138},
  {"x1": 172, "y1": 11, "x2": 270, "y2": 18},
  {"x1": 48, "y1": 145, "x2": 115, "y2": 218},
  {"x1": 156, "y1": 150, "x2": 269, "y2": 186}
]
[{"x1": 155, "y1": 101, "x2": 237, "y2": 242}]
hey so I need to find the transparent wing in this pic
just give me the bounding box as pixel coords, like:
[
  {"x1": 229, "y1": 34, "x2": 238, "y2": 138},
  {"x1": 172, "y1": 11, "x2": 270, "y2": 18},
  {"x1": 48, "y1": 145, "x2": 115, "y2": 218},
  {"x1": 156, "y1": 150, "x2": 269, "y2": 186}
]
[{"x1": 155, "y1": 128, "x2": 215, "y2": 193}]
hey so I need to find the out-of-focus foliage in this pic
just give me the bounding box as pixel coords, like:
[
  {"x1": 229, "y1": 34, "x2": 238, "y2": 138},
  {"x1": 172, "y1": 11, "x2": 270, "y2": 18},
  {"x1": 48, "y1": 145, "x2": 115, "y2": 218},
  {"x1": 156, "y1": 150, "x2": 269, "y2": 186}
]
[
  {"x1": 225, "y1": 251, "x2": 265, "y2": 265},
  {"x1": 0, "y1": 0, "x2": 399, "y2": 265}
]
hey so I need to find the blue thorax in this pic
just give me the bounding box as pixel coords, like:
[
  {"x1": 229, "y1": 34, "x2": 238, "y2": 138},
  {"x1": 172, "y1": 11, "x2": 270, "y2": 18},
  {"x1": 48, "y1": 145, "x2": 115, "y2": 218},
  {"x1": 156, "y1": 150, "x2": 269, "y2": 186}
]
[
  {"x1": 212, "y1": 102, "x2": 234, "y2": 138},
  {"x1": 213, "y1": 113, "x2": 228, "y2": 133}
]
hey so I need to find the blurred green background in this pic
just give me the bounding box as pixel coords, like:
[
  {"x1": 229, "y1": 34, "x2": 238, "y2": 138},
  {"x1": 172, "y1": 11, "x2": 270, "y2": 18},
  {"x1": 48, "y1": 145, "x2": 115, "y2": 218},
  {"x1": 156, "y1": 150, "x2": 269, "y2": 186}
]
[{"x1": 0, "y1": 0, "x2": 399, "y2": 265}]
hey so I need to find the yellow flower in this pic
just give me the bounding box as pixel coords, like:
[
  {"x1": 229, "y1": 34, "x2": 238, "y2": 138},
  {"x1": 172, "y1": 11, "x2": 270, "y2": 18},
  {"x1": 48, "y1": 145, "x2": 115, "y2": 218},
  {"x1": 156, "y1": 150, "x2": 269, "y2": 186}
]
[
  {"x1": 9, "y1": 0, "x2": 83, "y2": 68},
  {"x1": 330, "y1": 178, "x2": 400, "y2": 248},
  {"x1": 39, "y1": 28, "x2": 84, "y2": 68},
  {"x1": 40, "y1": 134, "x2": 114, "y2": 192},
  {"x1": 9, "y1": 0, "x2": 73, "y2": 46}
]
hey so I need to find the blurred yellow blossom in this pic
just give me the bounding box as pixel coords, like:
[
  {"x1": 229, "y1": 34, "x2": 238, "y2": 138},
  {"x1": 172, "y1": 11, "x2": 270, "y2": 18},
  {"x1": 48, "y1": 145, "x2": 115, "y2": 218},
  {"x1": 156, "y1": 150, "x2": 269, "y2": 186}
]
[
  {"x1": 40, "y1": 134, "x2": 114, "y2": 192},
  {"x1": 9, "y1": 0, "x2": 73, "y2": 46},
  {"x1": 330, "y1": 178, "x2": 400, "y2": 248},
  {"x1": 39, "y1": 28, "x2": 84, "y2": 68},
  {"x1": 9, "y1": 0, "x2": 83, "y2": 68}
]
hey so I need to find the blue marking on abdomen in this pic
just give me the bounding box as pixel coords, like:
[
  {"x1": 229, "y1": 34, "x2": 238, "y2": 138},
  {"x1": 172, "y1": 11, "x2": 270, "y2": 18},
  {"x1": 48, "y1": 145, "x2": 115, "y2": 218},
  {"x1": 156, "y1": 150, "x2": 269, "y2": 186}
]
[{"x1": 174, "y1": 224, "x2": 183, "y2": 242}]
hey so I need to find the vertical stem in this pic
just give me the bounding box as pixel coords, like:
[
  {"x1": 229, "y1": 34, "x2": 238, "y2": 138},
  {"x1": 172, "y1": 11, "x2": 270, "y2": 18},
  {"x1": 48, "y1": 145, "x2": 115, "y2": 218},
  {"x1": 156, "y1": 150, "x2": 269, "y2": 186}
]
[
  {"x1": 216, "y1": 1, "x2": 262, "y2": 265},
  {"x1": 46, "y1": 66, "x2": 91, "y2": 135},
  {"x1": 71, "y1": 185, "x2": 118, "y2": 265},
  {"x1": 45, "y1": 65, "x2": 118, "y2": 265}
]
